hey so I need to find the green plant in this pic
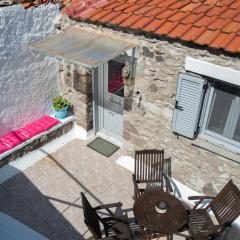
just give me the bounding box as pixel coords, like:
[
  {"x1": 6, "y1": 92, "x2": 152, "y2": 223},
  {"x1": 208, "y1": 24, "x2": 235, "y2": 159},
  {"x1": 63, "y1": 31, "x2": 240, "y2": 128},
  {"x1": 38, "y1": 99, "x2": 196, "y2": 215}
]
[{"x1": 52, "y1": 96, "x2": 70, "y2": 111}]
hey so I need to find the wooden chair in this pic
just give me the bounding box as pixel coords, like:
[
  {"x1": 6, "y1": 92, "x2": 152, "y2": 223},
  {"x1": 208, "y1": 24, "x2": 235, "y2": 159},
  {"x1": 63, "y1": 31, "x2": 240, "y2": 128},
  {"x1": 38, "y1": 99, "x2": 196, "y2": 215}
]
[
  {"x1": 81, "y1": 192, "x2": 132, "y2": 239},
  {"x1": 186, "y1": 180, "x2": 240, "y2": 240},
  {"x1": 132, "y1": 149, "x2": 172, "y2": 200}
]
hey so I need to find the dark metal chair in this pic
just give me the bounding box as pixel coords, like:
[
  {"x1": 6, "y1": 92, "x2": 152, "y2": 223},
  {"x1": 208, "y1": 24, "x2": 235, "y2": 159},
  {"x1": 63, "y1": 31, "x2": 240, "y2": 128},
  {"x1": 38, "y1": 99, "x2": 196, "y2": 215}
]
[
  {"x1": 81, "y1": 192, "x2": 132, "y2": 239},
  {"x1": 132, "y1": 149, "x2": 172, "y2": 200},
  {"x1": 186, "y1": 180, "x2": 240, "y2": 240}
]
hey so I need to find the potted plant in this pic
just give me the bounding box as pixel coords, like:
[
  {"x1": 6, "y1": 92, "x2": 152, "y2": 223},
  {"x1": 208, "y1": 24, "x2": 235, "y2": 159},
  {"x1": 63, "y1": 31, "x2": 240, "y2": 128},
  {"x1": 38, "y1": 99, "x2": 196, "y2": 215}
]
[{"x1": 52, "y1": 96, "x2": 70, "y2": 119}]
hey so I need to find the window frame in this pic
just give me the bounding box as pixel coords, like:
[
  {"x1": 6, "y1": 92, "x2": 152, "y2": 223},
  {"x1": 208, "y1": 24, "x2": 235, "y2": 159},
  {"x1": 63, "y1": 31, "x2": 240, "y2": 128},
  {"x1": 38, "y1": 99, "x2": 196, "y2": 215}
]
[{"x1": 199, "y1": 80, "x2": 240, "y2": 154}]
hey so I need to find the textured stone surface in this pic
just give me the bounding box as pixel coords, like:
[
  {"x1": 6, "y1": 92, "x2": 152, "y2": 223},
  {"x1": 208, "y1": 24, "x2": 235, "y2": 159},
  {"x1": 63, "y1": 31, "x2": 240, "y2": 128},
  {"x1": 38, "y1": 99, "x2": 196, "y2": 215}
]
[
  {"x1": 59, "y1": 63, "x2": 93, "y2": 130},
  {"x1": 0, "y1": 121, "x2": 73, "y2": 167},
  {"x1": 0, "y1": 4, "x2": 60, "y2": 137},
  {"x1": 61, "y1": 18, "x2": 240, "y2": 194}
]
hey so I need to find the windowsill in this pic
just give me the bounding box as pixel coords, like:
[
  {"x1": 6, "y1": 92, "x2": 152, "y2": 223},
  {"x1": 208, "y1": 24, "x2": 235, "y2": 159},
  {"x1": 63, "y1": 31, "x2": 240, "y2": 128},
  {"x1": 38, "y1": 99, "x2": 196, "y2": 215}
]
[{"x1": 192, "y1": 138, "x2": 240, "y2": 164}]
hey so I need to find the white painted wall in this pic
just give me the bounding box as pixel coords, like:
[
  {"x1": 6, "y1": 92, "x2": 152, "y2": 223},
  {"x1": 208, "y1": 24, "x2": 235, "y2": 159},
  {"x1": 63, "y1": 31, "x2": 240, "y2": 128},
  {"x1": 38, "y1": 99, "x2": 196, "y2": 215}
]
[{"x1": 0, "y1": 4, "x2": 60, "y2": 137}]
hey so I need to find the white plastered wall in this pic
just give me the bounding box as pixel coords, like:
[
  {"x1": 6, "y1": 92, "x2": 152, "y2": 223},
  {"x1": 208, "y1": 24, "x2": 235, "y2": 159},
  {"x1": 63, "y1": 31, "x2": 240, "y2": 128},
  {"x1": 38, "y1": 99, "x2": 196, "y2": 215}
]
[{"x1": 0, "y1": 4, "x2": 60, "y2": 137}]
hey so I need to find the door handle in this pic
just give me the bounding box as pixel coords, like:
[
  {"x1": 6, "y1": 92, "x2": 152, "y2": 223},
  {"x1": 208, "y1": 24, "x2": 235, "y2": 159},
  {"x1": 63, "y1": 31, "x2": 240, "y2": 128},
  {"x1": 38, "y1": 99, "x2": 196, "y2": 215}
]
[{"x1": 175, "y1": 101, "x2": 183, "y2": 111}]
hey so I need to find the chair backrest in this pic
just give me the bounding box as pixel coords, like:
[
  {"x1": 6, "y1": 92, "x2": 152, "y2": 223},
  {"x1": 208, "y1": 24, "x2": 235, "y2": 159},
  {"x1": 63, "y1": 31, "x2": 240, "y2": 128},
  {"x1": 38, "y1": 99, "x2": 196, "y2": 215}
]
[
  {"x1": 81, "y1": 192, "x2": 102, "y2": 239},
  {"x1": 134, "y1": 149, "x2": 165, "y2": 184},
  {"x1": 210, "y1": 180, "x2": 240, "y2": 226}
]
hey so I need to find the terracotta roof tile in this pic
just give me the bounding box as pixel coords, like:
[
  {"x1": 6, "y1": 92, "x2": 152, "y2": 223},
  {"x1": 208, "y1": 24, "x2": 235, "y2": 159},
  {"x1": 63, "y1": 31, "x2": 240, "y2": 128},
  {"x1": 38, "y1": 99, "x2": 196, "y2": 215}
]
[
  {"x1": 210, "y1": 32, "x2": 236, "y2": 48},
  {"x1": 168, "y1": 1, "x2": 190, "y2": 10},
  {"x1": 144, "y1": 7, "x2": 165, "y2": 17},
  {"x1": 234, "y1": 13, "x2": 240, "y2": 22},
  {"x1": 64, "y1": 0, "x2": 240, "y2": 53},
  {"x1": 103, "y1": 2, "x2": 123, "y2": 10},
  {"x1": 119, "y1": 14, "x2": 142, "y2": 28},
  {"x1": 154, "y1": 21, "x2": 179, "y2": 35},
  {"x1": 207, "y1": 18, "x2": 232, "y2": 30},
  {"x1": 168, "y1": 23, "x2": 192, "y2": 38},
  {"x1": 194, "y1": 15, "x2": 217, "y2": 27},
  {"x1": 114, "y1": 3, "x2": 132, "y2": 11},
  {"x1": 222, "y1": 21, "x2": 240, "y2": 33},
  {"x1": 181, "y1": 26, "x2": 206, "y2": 41},
  {"x1": 181, "y1": 13, "x2": 202, "y2": 24},
  {"x1": 89, "y1": 9, "x2": 111, "y2": 22},
  {"x1": 123, "y1": 4, "x2": 144, "y2": 13},
  {"x1": 98, "y1": 11, "x2": 122, "y2": 23},
  {"x1": 134, "y1": 5, "x2": 155, "y2": 15},
  {"x1": 230, "y1": 0, "x2": 240, "y2": 9},
  {"x1": 180, "y1": 2, "x2": 201, "y2": 12},
  {"x1": 131, "y1": 16, "x2": 154, "y2": 29},
  {"x1": 143, "y1": 18, "x2": 166, "y2": 32},
  {"x1": 168, "y1": 12, "x2": 191, "y2": 22},
  {"x1": 109, "y1": 12, "x2": 132, "y2": 25},
  {"x1": 156, "y1": 9, "x2": 178, "y2": 20},
  {"x1": 221, "y1": 8, "x2": 239, "y2": 19},
  {"x1": 194, "y1": 29, "x2": 220, "y2": 45},
  {"x1": 205, "y1": 6, "x2": 228, "y2": 16}
]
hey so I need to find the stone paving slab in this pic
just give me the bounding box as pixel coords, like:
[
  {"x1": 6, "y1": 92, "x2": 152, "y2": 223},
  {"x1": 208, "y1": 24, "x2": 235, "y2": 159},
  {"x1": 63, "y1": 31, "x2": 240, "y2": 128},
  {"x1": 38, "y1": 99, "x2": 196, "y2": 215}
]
[{"x1": 0, "y1": 139, "x2": 238, "y2": 240}]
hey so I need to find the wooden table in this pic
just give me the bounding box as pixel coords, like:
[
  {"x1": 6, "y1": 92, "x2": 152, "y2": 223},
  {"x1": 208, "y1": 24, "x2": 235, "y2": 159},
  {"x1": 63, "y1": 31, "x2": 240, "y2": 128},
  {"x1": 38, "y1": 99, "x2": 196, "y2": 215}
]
[{"x1": 133, "y1": 189, "x2": 187, "y2": 235}]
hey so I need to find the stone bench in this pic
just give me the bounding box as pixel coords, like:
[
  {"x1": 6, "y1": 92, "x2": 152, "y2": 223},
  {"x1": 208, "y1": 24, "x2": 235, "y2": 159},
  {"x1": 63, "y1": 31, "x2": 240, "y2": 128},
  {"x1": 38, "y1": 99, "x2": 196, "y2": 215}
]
[{"x1": 0, "y1": 115, "x2": 74, "y2": 167}]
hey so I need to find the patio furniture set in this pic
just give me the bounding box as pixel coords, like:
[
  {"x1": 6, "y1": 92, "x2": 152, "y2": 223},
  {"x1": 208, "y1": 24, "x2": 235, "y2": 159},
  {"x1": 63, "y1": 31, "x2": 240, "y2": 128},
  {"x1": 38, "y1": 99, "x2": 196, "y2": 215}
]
[{"x1": 81, "y1": 150, "x2": 240, "y2": 240}]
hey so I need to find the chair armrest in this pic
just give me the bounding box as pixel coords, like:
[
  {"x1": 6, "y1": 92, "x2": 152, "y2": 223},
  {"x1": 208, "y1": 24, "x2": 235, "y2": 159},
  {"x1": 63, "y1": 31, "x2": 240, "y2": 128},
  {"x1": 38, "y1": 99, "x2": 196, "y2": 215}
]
[
  {"x1": 188, "y1": 196, "x2": 215, "y2": 200},
  {"x1": 132, "y1": 174, "x2": 141, "y2": 200},
  {"x1": 163, "y1": 173, "x2": 173, "y2": 193},
  {"x1": 94, "y1": 202, "x2": 122, "y2": 211},
  {"x1": 188, "y1": 195, "x2": 215, "y2": 209},
  {"x1": 94, "y1": 202, "x2": 122, "y2": 216}
]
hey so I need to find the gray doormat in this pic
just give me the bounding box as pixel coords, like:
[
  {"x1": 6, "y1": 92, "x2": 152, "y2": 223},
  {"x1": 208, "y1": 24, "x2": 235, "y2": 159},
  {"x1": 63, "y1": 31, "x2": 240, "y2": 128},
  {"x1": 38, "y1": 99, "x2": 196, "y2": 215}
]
[{"x1": 87, "y1": 137, "x2": 119, "y2": 157}]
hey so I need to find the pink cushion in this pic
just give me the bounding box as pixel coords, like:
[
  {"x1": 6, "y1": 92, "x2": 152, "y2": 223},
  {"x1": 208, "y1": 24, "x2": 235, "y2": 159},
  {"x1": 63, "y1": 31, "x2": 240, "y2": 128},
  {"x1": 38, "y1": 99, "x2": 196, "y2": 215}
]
[
  {"x1": 14, "y1": 116, "x2": 60, "y2": 139},
  {"x1": 0, "y1": 116, "x2": 60, "y2": 154},
  {"x1": 0, "y1": 132, "x2": 23, "y2": 148},
  {"x1": 35, "y1": 116, "x2": 60, "y2": 131},
  {"x1": 0, "y1": 141, "x2": 11, "y2": 154}
]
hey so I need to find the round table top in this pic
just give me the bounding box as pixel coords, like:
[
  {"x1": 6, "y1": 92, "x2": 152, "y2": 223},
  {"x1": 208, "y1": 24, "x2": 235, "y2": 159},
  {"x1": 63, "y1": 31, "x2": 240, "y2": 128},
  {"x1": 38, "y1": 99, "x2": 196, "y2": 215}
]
[{"x1": 133, "y1": 190, "x2": 187, "y2": 234}]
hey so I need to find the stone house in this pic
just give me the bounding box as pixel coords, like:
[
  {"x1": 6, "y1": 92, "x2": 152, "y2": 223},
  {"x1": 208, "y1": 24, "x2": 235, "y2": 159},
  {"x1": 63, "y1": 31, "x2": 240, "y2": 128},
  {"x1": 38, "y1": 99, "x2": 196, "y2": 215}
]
[
  {"x1": 28, "y1": 0, "x2": 240, "y2": 196},
  {"x1": 1, "y1": 0, "x2": 240, "y2": 196}
]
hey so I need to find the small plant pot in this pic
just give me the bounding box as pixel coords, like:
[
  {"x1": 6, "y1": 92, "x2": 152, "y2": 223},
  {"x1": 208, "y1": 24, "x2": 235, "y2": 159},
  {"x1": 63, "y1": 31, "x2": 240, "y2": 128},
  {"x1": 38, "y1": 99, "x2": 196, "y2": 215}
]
[{"x1": 53, "y1": 106, "x2": 68, "y2": 119}]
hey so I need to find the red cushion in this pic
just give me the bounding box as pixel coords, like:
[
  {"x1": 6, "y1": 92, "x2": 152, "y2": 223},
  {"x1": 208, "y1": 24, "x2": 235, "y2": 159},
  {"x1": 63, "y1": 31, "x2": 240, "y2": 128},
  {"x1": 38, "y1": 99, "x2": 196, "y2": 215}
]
[
  {"x1": 0, "y1": 132, "x2": 23, "y2": 148},
  {"x1": 14, "y1": 116, "x2": 60, "y2": 139},
  {"x1": 0, "y1": 141, "x2": 11, "y2": 154},
  {"x1": 35, "y1": 116, "x2": 60, "y2": 131}
]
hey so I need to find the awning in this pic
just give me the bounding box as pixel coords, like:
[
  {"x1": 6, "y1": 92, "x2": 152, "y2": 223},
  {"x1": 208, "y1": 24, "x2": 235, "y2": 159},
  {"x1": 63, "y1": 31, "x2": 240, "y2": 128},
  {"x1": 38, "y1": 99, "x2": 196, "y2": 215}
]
[{"x1": 30, "y1": 29, "x2": 135, "y2": 68}]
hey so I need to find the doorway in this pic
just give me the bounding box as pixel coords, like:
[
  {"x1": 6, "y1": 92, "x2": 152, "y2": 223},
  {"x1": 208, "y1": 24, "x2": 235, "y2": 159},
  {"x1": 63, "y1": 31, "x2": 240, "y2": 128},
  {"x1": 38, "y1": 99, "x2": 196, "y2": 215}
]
[{"x1": 93, "y1": 54, "x2": 125, "y2": 142}]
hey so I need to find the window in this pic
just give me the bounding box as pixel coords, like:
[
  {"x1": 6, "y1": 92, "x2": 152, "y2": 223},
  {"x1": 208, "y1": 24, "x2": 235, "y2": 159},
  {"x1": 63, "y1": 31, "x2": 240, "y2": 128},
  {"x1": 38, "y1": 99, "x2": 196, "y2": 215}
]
[
  {"x1": 172, "y1": 73, "x2": 240, "y2": 153},
  {"x1": 108, "y1": 59, "x2": 124, "y2": 97},
  {"x1": 201, "y1": 81, "x2": 240, "y2": 151}
]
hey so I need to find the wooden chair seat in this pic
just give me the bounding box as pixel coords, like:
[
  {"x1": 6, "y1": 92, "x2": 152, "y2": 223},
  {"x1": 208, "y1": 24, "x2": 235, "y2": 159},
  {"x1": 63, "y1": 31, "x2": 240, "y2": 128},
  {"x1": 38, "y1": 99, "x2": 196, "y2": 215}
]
[
  {"x1": 188, "y1": 209, "x2": 215, "y2": 238},
  {"x1": 102, "y1": 216, "x2": 132, "y2": 239},
  {"x1": 187, "y1": 180, "x2": 240, "y2": 240}
]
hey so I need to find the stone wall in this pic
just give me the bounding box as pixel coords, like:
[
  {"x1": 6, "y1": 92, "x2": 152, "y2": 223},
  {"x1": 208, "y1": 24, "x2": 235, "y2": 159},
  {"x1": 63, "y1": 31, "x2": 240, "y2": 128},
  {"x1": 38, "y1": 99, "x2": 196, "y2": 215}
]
[
  {"x1": 0, "y1": 4, "x2": 60, "y2": 137},
  {"x1": 61, "y1": 17, "x2": 240, "y2": 194},
  {"x1": 58, "y1": 62, "x2": 93, "y2": 130}
]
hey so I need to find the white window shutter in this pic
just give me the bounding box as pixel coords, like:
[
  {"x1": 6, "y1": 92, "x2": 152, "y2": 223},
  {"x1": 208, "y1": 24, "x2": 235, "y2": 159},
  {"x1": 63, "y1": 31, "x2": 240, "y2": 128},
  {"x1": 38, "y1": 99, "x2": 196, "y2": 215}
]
[{"x1": 172, "y1": 73, "x2": 206, "y2": 139}]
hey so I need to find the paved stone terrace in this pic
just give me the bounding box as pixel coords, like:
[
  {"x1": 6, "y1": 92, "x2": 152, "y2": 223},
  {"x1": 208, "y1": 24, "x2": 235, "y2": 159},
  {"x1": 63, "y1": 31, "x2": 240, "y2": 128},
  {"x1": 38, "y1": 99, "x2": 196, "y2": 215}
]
[{"x1": 0, "y1": 139, "x2": 238, "y2": 240}]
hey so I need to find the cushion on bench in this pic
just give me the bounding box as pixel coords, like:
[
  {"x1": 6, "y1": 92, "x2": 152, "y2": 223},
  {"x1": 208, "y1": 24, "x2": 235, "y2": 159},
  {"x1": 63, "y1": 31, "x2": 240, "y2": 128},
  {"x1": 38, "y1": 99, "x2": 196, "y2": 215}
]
[
  {"x1": 35, "y1": 116, "x2": 60, "y2": 131},
  {"x1": 0, "y1": 116, "x2": 60, "y2": 155},
  {"x1": 0, "y1": 142, "x2": 11, "y2": 154},
  {"x1": 0, "y1": 132, "x2": 23, "y2": 148}
]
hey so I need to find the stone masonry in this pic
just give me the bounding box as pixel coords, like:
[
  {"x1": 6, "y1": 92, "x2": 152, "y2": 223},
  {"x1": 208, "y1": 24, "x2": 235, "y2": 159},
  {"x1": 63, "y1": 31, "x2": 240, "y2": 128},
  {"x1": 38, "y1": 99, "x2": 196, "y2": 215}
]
[
  {"x1": 60, "y1": 16, "x2": 240, "y2": 195},
  {"x1": 59, "y1": 62, "x2": 93, "y2": 131}
]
